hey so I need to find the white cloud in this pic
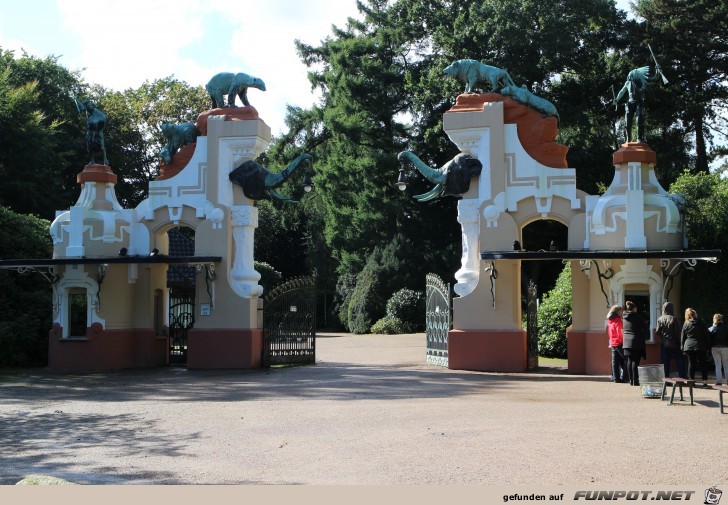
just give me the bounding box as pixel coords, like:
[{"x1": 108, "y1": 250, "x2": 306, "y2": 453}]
[
  {"x1": 55, "y1": 0, "x2": 209, "y2": 89},
  {"x1": 50, "y1": 0, "x2": 359, "y2": 135}
]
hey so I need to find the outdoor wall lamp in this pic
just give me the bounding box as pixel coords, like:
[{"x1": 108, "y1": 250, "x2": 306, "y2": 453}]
[
  {"x1": 97, "y1": 263, "x2": 108, "y2": 284},
  {"x1": 303, "y1": 169, "x2": 314, "y2": 193},
  {"x1": 396, "y1": 167, "x2": 408, "y2": 191}
]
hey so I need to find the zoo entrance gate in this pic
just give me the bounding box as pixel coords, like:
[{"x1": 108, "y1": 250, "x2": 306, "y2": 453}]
[{"x1": 263, "y1": 274, "x2": 317, "y2": 366}]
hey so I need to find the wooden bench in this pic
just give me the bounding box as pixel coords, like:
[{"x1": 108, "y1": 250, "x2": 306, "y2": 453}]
[
  {"x1": 715, "y1": 385, "x2": 728, "y2": 414},
  {"x1": 661, "y1": 378, "x2": 695, "y2": 405}
]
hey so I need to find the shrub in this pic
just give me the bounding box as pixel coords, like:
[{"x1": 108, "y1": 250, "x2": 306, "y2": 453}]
[
  {"x1": 334, "y1": 271, "x2": 357, "y2": 331},
  {"x1": 386, "y1": 288, "x2": 425, "y2": 331},
  {"x1": 347, "y1": 259, "x2": 384, "y2": 334},
  {"x1": 255, "y1": 261, "x2": 283, "y2": 292},
  {"x1": 537, "y1": 263, "x2": 571, "y2": 358},
  {"x1": 371, "y1": 315, "x2": 410, "y2": 334},
  {"x1": 342, "y1": 235, "x2": 419, "y2": 333}
]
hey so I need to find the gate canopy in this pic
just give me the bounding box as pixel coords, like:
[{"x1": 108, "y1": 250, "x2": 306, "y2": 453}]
[
  {"x1": 0, "y1": 256, "x2": 222, "y2": 267},
  {"x1": 479, "y1": 249, "x2": 720, "y2": 261}
]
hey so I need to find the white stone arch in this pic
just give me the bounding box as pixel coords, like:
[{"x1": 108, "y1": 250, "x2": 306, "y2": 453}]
[
  {"x1": 509, "y1": 193, "x2": 585, "y2": 246},
  {"x1": 517, "y1": 214, "x2": 571, "y2": 252},
  {"x1": 150, "y1": 216, "x2": 199, "y2": 249},
  {"x1": 54, "y1": 264, "x2": 106, "y2": 338},
  {"x1": 608, "y1": 259, "x2": 663, "y2": 340}
]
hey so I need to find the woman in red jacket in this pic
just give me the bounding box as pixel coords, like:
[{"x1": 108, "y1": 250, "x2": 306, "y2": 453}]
[{"x1": 607, "y1": 304, "x2": 627, "y2": 383}]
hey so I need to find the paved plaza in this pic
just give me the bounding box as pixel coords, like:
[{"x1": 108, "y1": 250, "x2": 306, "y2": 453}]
[{"x1": 0, "y1": 333, "x2": 725, "y2": 485}]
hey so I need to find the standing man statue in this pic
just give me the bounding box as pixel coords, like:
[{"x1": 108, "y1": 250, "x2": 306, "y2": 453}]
[
  {"x1": 74, "y1": 97, "x2": 109, "y2": 165},
  {"x1": 614, "y1": 48, "x2": 667, "y2": 143}
]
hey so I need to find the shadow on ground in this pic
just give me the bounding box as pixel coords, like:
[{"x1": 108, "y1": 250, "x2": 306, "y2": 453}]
[
  {"x1": 0, "y1": 359, "x2": 602, "y2": 406},
  {"x1": 0, "y1": 410, "x2": 197, "y2": 484}
]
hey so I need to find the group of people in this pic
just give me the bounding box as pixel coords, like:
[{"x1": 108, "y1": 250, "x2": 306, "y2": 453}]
[{"x1": 606, "y1": 301, "x2": 728, "y2": 387}]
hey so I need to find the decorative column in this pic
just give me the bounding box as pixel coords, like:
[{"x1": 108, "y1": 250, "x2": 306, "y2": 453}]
[
  {"x1": 454, "y1": 198, "x2": 481, "y2": 296},
  {"x1": 229, "y1": 204, "x2": 263, "y2": 298}
]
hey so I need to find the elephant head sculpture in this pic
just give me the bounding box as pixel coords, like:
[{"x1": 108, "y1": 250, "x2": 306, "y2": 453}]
[
  {"x1": 229, "y1": 153, "x2": 312, "y2": 202},
  {"x1": 397, "y1": 151, "x2": 482, "y2": 202}
]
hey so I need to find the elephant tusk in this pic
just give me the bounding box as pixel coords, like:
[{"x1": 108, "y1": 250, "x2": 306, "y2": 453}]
[{"x1": 414, "y1": 183, "x2": 445, "y2": 202}]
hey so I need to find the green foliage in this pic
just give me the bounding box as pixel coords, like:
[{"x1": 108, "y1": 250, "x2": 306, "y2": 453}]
[
  {"x1": 386, "y1": 288, "x2": 424, "y2": 330},
  {"x1": 0, "y1": 50, "x2": 212, "y2": 216},
  {"x1": 537, "y1": 263, "x2": 572, "y2": 358},
  {"x1": 342, "y1": 234, "x2": 426, "y2": 333},
  {"x1": 347, "y1": 257, "x2": 385, "y2": 334},
  {"x1": 633, "y1": 0, "x2": 728, "y2": 173},
  {"x1": 0, "y1": 206, "x2": 52, "y2": 366},
  {"x1": 669, "y1": 170, "x2": 728, "y2": 321},
  {"x1": 371, "y1": 315, "x2": 411, "y2": 334},
  {"x1": 254, "y1": 261, "x2": 283, "y2": 293},
  {"x1": 97, "y1": 77, "x2": 209, "y2": 207},
  {"x1": 334, "y1": 271, "x2": 357, "y2": 330},
  {"x1": 0, "y1": 50, "x2": 80, "y2": 219},
  {"x1": 254, "y1": 199, "x2": 307, "y2": 279}
]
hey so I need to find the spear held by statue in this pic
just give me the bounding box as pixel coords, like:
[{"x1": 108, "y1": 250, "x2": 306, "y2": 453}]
[{"x1": 648, "y1": 44, "x2": 669, "y2": 85}]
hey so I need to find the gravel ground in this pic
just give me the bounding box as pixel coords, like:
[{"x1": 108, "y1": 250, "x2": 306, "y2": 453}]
[{"x1": 0, "y1": 333, "x2": 725, "y2": 485}]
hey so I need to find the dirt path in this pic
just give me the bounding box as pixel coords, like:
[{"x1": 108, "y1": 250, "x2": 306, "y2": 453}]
[{"x1": 0, "y1": 333, "x2": 724, "y2": 484}]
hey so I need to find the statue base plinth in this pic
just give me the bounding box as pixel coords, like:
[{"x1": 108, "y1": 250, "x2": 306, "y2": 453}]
[
  {"x1": 196, "y1": 106, "x2": 259, "y2": 135},
  {"x1": 613, "y1": 142, "x2": 656, "y2": 165},
  {"x1": 77, "y1": 164, "x2": 117, "y2": 184}
]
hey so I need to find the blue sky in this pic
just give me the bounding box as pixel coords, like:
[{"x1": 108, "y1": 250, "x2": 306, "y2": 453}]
[
  {"x1": 0, "y1": 0, "x2": 360, "y2": 135},
  {"x1": 1, "y1": 0, "x2": 635, "y2": 136}
]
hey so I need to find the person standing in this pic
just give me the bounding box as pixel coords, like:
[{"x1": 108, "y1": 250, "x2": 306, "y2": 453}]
[
  {"x1": 623, "y1": 301, "x2": 648, "y2": 386},
  {"x1": 681, "y1": 308, "x2": 709, "y2": 388},
  {"x1": 709, "y1": 314, "x2": 728, "y2": 386},
  {"x1": 655, "y1": 302, "x2": 685, "y2": 378},
  {"x1": 607, "y1": 305, "x2": 627, "y2": 383}
]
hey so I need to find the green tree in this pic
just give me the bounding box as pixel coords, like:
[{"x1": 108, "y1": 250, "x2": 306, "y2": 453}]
[
  {"x1": 397, "y1": 0, "x2": 629, "y2": 194},
  {"x1": 632, "y1": 0, "x2": 728, "y2": 173},
  {"x1": 669, "y1": 169, "x2": 728, "y2": 319},
  {"x1": 0, "y1": 206, "x2": 53, "y2": 366},
  {"x1": 269, "y1": 1, "x2": 465, "y2": 325},
  {"x1": 0, "y1": 49, "x2": 86, "y2": 218},
  {"x1": 537, "y1": 263, "x2": 572, "y2": 358}
]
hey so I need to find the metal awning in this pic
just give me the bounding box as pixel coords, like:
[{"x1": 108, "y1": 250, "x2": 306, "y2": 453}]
[
  {"x1": 0, "y1": 256, "x2": 222, "y2": 268},
  {"x1": 480, "y1": 249, "x2": 721, "y2": 261},
  {"x1": 477, "y1": 249, "x2": 720, "y2": 309}
]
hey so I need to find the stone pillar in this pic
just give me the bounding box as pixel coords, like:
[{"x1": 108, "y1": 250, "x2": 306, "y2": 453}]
[
  {"x1": 230, "y1": 205, "x2": 263, "y2": 298},
  {"x1": 186, "y1": 113, "x2": 270, "y2": 369}
]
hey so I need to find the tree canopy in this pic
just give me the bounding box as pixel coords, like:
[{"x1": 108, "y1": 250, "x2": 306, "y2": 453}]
[{"x1": 0, "y1": 0, "x2": 725, "y2": 337}]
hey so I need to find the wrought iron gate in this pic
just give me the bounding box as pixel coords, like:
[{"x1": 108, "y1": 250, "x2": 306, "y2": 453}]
[
  {"x1": 526, "y1": 279, "x2": 539, "y2": 370},
  {"x1": 425, "y1": 273, "x2": 450, "y2": 367},
  {"x1": 263, "y1": 274, "x2": 316, "y2": 366},
  {"x1": 169, "y1": 291, "x2": 194, "y2": 365}
]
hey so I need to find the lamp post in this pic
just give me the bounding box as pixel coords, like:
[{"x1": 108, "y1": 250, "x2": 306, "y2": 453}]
[{"x1": 396, "y1": 167, "x2": 408, "y2": 191}]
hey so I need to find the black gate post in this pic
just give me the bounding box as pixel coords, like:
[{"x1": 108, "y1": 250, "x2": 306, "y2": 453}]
[{"x1": 526, "y1": 279, "x2": 539, "y2": 370}]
